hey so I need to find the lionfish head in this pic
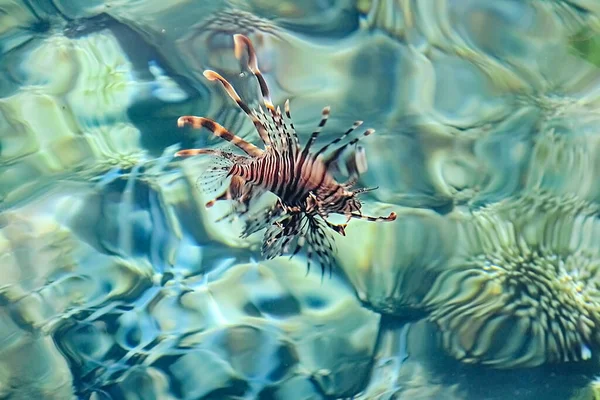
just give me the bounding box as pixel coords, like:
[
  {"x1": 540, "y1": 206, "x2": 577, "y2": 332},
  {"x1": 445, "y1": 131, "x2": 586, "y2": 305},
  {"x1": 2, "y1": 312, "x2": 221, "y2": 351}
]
[
  {"x1": 343, "y1": 195, "x2": 362, "y2": 214},
  {"x1": 336, "y1": 185, "x2": 380, "y2": 215},
  {"x1": 333, "y1": 193, "x2": 362, "y2": 215}
]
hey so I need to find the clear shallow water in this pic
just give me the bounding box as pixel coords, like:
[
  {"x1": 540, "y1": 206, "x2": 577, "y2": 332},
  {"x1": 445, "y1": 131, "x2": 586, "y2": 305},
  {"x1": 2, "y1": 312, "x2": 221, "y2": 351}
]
[{"x1": 2, "y1": 0, "x2": 600, "y2": 399}]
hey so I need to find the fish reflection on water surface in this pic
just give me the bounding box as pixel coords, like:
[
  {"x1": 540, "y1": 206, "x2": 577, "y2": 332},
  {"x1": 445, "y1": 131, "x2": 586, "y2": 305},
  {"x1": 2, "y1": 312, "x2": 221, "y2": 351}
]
[{"x1": 174, "y1": 34, "x2": 396, "y2": 277}]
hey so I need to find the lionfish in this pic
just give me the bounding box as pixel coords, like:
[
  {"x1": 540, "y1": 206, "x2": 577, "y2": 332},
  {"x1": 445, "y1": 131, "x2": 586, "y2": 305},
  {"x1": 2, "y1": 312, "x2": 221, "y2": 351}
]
[{"x1": 175, "y1": 34, "x2": 396, "y2": 276}]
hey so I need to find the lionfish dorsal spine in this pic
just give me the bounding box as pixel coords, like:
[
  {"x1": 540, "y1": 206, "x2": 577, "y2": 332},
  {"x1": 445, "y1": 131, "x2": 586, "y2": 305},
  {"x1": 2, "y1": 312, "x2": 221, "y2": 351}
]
[
  {"x1": 284, "y1": 99, "x2": 301, "y2": 149},
  {"x1": 302, "y1": 106, "x2": 330, "y2": 156},
  {"x1": 315, "y1": 120, "x2": 364, "y2": 158},
  {"x1": 323, "y1": 128, "x2": 375, "y2": 169}
]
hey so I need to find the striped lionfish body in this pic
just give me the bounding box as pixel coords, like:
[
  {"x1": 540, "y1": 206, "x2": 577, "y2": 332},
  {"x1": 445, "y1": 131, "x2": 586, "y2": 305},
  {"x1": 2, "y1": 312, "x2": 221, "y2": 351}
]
[{"x1": 175, "y1": 34, "x2": 396, "y2": 276}]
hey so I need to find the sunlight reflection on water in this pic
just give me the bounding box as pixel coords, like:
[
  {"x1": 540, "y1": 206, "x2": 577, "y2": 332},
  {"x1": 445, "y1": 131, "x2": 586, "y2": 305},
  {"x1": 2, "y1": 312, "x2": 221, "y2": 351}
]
[{"x1": 1, "y1": 0, "x2": 600, "y2": 399}]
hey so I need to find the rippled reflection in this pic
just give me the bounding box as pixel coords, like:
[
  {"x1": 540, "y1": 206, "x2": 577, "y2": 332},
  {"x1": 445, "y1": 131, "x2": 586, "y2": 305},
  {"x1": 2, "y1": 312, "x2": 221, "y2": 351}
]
[{"x1": 1, "y1": 0, "x2": 600, "y2": 398}]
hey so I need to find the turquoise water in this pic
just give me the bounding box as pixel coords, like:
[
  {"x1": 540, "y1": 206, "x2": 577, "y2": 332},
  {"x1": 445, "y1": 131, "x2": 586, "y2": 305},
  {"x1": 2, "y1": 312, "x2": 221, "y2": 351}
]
[{"x1": 2, "y1": 0, "x2": 600, "y2": 399}]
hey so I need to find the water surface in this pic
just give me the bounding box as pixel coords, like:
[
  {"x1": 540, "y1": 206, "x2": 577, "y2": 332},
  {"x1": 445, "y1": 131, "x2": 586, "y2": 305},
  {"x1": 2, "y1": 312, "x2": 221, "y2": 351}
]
[{"x1": 1, "y1": 1, "x2": 600, "y2": 399}]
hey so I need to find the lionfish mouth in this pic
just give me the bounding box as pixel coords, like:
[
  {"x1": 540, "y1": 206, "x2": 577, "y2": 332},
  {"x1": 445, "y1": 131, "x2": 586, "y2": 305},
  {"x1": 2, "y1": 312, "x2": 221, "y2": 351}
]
[{"x1": 174, "y1": 33, "x2": 396, "y2": 277}]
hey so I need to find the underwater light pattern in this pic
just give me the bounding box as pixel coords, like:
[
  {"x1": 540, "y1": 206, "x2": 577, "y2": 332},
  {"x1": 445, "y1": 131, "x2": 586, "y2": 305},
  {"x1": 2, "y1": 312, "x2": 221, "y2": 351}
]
[{"x1": 1, "y1": 0, "x2": 600, "y2": 399}]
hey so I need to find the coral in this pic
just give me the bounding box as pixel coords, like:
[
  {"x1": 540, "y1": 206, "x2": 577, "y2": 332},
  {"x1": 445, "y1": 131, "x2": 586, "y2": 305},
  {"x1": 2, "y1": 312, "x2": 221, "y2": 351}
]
[{"x1": 424, "y1": 192, "x2": 600, "y2": 368}]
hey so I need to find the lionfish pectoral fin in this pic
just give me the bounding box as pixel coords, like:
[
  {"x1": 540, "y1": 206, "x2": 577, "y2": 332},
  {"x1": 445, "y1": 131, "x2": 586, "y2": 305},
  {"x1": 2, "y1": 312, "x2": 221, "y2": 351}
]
[
  {"x1": 196, "y1": 164, "x2": 232, "y2": 198},
  {"x1": 348, "y1": 212, "x2": 397, "y2": 222},
  {"x1": 215, "y1": 207, "x2": 240, "y2": 223},
  {"x1": 288, "y1": 235, "x2": 305, "y2": 261},
  {"x1": 205, "y1": 186, "x2": 233, "y2": 209},
  {"x1": 215, "y1": 213, "x2": 231, "y2": 222},
  {"x1": 353, "y1": 186, "x2": 379, "y2": 195},
  {"x1": 303, "y1": 217, "x2": 337, "y2": 280},
  {"x1": 176, "y1": 148, "x2": 249, "y2": 166},
  {"x1": 202, "y1": 69, "x2": 271, "y2": 147},
  {"x1": 175, "y1": 148, "x2": 248, "y2": 160},
  {"x1": 307, "y1": 247, "x2": 332, "y2": 283},
  {"x1": 175, "y1": 149, "x2": 209, "y2": 158},
  {"x1": 242, "y1": 201, "x2": 284, "y2": 238},
  {"x1": 213, "y1": 187, "x2": 258, "y2": 221},
  {"x1": 232, "y1": 35, "x2": 302, "y2": 153},
  {"x1": 333, "y1": 223, "x2": 347, "y2": 236},
  {"x1": 177, "y1": 116, "x2": 263, "y2": 157},
  {"x1": 233, "y1": 34, "x2": 275, "y2": 111},
  {"x1": 323, "y1": 219, "x2": 347, "y2": 236}
]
